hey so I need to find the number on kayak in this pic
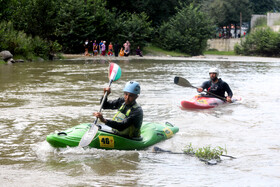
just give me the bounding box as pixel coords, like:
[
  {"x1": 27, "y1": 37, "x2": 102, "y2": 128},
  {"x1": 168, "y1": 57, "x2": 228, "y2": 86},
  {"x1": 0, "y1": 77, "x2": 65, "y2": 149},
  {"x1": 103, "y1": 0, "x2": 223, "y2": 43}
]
[
  {"x1": 99, "y1": 136, "x2": 115, "y2": 148},
  {"x1": 163, "y1": 127, "x2": 173, "y2": 138}
]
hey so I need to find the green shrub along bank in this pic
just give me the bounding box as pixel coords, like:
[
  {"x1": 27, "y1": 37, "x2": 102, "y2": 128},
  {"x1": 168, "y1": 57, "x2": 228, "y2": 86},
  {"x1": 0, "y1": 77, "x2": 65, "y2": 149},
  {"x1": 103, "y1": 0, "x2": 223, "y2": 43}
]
[
  {"x1": 156, "y1": 3, "x2": 215, "y2": 56},
  {"x1": 235, "y1": 27, "x2": 280, "y2": 57},
  {"x1": 0, "y1": 21, "x2": 61, "y2": 61}
]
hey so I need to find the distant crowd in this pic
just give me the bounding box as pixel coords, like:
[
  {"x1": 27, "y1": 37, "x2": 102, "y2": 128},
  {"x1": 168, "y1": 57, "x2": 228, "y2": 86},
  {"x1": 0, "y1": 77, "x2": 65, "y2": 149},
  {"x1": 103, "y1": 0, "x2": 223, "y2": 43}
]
[
  {"x1": 217, "y1": 31, "x2": 247, "y2": 39},
  {"x1": 83, "y1": 40, "x2": 143, "y2": 57}
]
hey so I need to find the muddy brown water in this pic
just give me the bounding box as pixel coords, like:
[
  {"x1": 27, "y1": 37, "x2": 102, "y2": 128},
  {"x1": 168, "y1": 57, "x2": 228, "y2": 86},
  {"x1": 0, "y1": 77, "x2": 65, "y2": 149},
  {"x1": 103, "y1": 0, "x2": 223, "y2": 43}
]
[{"x1": 1, "y1": 58, "x2": 280, "y2": 186}]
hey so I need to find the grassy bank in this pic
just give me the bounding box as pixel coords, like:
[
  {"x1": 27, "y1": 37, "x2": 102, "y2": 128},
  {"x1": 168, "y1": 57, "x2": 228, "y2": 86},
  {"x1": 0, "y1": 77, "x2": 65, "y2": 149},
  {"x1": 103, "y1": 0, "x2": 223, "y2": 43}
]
[
  {"x1": 143, "y1": 45, "x2": 236, "y2": 56},
  {"x1": 143, "y1": 45, "x2": 191, "y2": 57},
  {"x1": 204, "y1": 50, "x2": 236, "y2": 55}
]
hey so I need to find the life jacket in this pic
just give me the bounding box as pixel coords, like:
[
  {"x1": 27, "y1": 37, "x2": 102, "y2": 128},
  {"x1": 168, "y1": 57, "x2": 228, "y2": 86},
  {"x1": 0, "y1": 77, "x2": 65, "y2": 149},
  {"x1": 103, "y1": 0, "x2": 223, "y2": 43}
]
[{"x1": 112, "y1": 103, "x2": 141, "y2": 138}]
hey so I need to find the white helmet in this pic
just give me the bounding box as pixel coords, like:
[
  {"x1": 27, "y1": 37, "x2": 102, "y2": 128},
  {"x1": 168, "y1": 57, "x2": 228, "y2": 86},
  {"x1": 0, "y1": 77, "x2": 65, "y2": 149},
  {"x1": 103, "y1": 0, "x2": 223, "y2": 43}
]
[{"x1": 209, "y1": 68, "x2": 219, "y2": 76}]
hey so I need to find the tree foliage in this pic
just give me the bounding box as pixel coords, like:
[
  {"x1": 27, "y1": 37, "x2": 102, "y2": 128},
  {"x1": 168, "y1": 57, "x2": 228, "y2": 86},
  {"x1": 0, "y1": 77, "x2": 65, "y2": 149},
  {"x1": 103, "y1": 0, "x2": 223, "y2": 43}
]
[
  {"x1": 157, "y1": 4, "x2": 215, "y2": 56},
  {"x1": 2, "y1": 0, "x2": 280, "y2": 57},
  {"x1": 113, "y1": 12, "x2": 153, "y2": 52},
  {"x1": 0, "y1": 21, "x2": 54, "y2": 59},
  {"x1": 208, "y1": 0, "x2": 251, "y2": 26},
  {"x1": 106, "y1": 0, "x2": 182, "y2": 27},
  {"x1": 250, "y1": 0, "x2": 280, "y2": 14}
]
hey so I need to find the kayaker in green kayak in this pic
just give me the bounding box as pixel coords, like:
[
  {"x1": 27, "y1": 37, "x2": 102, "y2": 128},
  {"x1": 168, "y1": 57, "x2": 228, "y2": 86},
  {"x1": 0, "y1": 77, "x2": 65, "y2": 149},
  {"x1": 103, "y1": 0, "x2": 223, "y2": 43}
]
[
  {"x1": 94, "y1": 81, "x2": 143, "y2": 139},
  {"x1": 197, "y1": 68, "x2": 233, "y2": 102}
]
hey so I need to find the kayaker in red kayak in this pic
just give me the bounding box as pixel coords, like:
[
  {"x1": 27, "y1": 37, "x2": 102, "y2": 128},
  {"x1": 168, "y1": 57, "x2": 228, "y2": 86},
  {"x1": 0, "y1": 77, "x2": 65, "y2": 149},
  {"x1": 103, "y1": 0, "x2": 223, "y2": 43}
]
[
  {"x1": 94, "y1": 81, "x2": 143, "y2": 139},
  {"x1": 197, "y1": 68, "x2": 233, "y2": 102}
]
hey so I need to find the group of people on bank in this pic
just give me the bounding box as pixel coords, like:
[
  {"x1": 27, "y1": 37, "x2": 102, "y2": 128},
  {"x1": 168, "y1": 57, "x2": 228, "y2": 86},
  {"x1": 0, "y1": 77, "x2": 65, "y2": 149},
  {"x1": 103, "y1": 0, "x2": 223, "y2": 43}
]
[
  {"x1": 84, "y1": 40, "x2": 143, "y2": 57},
  {"x1": 94, "y1": 68, "x2": 232, "y2": 139}
]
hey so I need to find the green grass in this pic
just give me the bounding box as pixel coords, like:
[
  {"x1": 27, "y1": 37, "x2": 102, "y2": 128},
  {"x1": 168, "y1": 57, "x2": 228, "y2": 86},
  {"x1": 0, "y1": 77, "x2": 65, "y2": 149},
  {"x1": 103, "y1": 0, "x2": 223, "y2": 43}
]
[
  {"x1": 204, "y1": 50, "x2": 236, "y2": 55},
  {"x1": 144, "y1": 44, "x2": 236, "y2": 57},
  {"x1": 143, "y1": 45, "x2": 190, "y2": 57},
  {"x1": 0, "y1": 60, "x2": 6, "y2": 64}
]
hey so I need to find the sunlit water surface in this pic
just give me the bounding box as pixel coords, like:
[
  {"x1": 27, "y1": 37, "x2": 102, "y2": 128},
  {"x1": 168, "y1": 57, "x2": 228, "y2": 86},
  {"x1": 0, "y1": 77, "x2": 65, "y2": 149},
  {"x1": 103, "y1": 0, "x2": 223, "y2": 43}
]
[{"x1": 1, "y1": 58, "x2": 280, "y2": 186}]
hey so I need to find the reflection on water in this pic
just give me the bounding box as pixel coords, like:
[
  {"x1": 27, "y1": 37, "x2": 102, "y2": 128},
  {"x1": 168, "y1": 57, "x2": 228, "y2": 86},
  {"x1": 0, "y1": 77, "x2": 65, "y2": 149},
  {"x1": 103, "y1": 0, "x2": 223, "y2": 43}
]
[{"x1": 1, "y1": 59, "x2": 280, "y2": 186}]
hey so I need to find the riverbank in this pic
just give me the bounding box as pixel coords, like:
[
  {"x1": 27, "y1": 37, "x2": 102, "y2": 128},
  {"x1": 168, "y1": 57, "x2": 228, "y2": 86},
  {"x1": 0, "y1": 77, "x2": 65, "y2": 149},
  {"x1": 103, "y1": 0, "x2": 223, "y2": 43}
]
[{"x1": 63, "y1": 54, "x2": 280, "y2": 63}]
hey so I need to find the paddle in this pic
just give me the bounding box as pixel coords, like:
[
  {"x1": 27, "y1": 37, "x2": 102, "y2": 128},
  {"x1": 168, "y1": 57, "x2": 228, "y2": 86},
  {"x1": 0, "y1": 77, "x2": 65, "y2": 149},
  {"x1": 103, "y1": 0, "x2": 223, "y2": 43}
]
[
  {"x1": 79, "y1": 63, "x2": 121, "y2": 147},
  {"x1": 174, "y1": 76, "x2": 227, "y2": 102}
]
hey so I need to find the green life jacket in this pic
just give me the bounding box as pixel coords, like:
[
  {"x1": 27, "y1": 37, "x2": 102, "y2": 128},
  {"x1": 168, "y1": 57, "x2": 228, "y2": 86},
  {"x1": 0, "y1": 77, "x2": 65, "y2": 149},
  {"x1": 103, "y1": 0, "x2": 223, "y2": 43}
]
[{"x1": 112, "y1": 103, "x2": 141, "y2": 138}]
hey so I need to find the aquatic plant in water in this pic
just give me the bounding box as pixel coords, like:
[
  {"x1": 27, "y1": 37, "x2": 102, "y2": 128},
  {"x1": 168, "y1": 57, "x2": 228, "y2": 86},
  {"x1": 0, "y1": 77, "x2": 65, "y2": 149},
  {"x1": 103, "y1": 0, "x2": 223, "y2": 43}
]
[{"x1": 183, "y1": 143, "x2": 227, "y2": 161}]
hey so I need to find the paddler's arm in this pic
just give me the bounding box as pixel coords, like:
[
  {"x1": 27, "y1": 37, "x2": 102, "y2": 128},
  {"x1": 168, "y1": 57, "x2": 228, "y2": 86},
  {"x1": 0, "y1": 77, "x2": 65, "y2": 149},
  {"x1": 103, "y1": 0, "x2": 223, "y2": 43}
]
[
  {"x1": 224, "y1": 82, "x2": 233, "y2": 103},
  {"x1": 197, "y1": 81, "x2": 209, "y2": 93},
  {"x1": 100, "y1": 87, "x2": 124, "y2": 109}
]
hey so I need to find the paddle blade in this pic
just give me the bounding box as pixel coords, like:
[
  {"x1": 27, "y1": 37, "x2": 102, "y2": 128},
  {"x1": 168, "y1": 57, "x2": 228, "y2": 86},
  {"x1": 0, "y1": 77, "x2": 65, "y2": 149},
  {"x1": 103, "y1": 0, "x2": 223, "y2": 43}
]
[
  {"x1": 108, "y1": 63, "x2": 121, "y2": 81},
  {"x1": 174, "y1": 76, "x2": 192, "y2": 87},
  {"x1": 79, "y1": 124, "x2": 99, "y2": 147}
]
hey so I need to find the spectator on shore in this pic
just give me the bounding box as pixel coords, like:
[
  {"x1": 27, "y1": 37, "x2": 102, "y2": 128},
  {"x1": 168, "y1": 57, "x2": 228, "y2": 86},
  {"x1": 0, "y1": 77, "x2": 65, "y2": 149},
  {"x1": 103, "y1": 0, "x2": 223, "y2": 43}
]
[
  {"x1": 99, "y1": 40, "x2": 103, "y2": 54},
  {"x1": 84, "y1": 39, "x2": 90, "y2": 56},
  {"x1": 123, "y1": 40, "x2": 130, "y2": 57},
  {"x1": 136, "y1": 46, "x2": 143, "y2": 57},
  {"x1": 114, "y1": 42, "x2": 119, "y2": 57},
  {"x1": 93, "y1": 40, "x2": 98, "y2": 56},
  {"x1": 119, "y1": 47, "x2": 124, "y2": 57},
  {"x1": 101, "y1": 41, "x2": 106, "y2": 56},
  {"x1": 108, "y1": 42, "x2": 113, "y2": 56}
]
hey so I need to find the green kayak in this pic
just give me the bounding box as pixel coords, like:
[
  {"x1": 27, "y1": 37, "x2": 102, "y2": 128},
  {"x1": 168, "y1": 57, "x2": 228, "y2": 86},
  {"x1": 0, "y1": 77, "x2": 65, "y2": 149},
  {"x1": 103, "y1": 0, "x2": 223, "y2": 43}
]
[{"x1": 46, "y1": 122, "x2": 179, "y2": 150}]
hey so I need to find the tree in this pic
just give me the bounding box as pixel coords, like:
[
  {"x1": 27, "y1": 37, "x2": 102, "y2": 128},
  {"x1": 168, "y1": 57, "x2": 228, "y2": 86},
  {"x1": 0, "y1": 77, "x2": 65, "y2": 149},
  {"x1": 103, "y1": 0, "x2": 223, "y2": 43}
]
[
  {"x1": 10, "y1": 0, "x2": 57, "y2": 40},
  {"x1": 106, "y1": 0, "x2": 181, "y2": 27},
  {"x1": 157, "y1": 3, "x2": 215, "y2": 56},
  {"x1": 0, "y1": 0, "x2": 13, "y2": 21},
  {"x1": 206, "y1": 0, "x2": 252, "y2": 37},
  {"x1": 113, "y1": 12, "x2": 153, "y2": 52},
  {"x1": 250, "y1": 0, "x2": 280, "y2": 14},
  {"x1": 55, "y1": 0, "x2": 113, "y2": 53}
]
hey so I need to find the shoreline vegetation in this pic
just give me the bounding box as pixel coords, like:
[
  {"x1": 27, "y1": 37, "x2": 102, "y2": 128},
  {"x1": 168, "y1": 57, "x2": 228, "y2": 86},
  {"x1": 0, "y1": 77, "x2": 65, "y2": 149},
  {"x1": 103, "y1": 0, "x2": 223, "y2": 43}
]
[
  {"x1": 61, "y1": 45, "x2": 280, "y2": 63},
  {"x1": 2, "y1": 45, "x2": 280, "y2": 64},
  {"x1": 0, "y1": 45, "x2": 234, "y2": 64}
]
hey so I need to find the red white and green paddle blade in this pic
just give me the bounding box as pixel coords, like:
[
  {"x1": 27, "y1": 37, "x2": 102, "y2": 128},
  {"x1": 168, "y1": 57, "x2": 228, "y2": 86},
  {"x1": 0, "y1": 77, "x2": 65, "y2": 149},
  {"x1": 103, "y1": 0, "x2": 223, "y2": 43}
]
[{"x1": 108, "y1": 63, "x2": 121, "y2": 82}]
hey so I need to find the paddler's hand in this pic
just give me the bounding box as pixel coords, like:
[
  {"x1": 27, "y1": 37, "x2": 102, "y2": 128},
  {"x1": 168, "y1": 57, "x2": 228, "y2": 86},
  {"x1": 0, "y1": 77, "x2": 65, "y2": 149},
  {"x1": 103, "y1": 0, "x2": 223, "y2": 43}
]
[
  {"x1": 103, "y1": 87, "x2": 111, "y2": 95},
  {"x1": 226, "y1": 96, "x2": 232, "y2": 103},
  {"x1": 93, "y1": 112, "x2": 107, "y2": 123},
  {"x1": 197, "y1": 87, "x2": 203, "y2": 93}
]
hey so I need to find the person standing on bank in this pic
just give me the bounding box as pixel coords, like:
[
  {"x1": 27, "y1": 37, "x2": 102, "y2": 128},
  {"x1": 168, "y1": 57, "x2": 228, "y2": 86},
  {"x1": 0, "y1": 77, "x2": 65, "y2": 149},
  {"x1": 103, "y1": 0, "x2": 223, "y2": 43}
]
[
  {"x1": 197, "y1": 68, "x2": 233, "y2": 102},
  {"x1": 101, "y1": 41, "x2": 106, "y2": 56},
  {"x1": 93, "y1": 81, "x2": 143, "y2": 139},
  {"x1": 84, "y1": 39, "x2": 90, "y2": 56},
  {"x1": 114, "y1": 42, "x2": 119, "y2": 57}
]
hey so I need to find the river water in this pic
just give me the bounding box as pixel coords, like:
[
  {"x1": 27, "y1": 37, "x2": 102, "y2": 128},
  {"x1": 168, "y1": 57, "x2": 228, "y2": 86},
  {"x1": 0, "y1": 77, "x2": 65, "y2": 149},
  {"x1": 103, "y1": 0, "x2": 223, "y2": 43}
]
[{"x1": 1, "y1": 57, "x2": 280, "y2": 186}]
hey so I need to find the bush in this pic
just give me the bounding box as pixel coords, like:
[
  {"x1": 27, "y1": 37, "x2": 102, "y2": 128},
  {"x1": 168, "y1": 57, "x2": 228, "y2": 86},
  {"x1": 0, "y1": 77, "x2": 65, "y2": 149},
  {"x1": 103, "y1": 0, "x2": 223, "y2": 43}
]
[
  {"x1": 0, "y1": 21, "x2": 57, "y2": 60},
  {"x1": 156, "y1": 3, "x2": 215, "y2": 56},
  {"x1": 113, "y1": 12, "x2": 153, "y2": 53},
  {"x1": 235, "y1": 27, "x2": 280, "y2": 56}
]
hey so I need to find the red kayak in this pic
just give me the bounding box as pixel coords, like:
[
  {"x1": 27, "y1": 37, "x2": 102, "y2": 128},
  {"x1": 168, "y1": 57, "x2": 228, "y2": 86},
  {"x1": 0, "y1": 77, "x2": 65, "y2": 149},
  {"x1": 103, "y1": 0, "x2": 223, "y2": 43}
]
[{"x1": 181, "y1": 95, "x2": 241, "y2": 109}]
